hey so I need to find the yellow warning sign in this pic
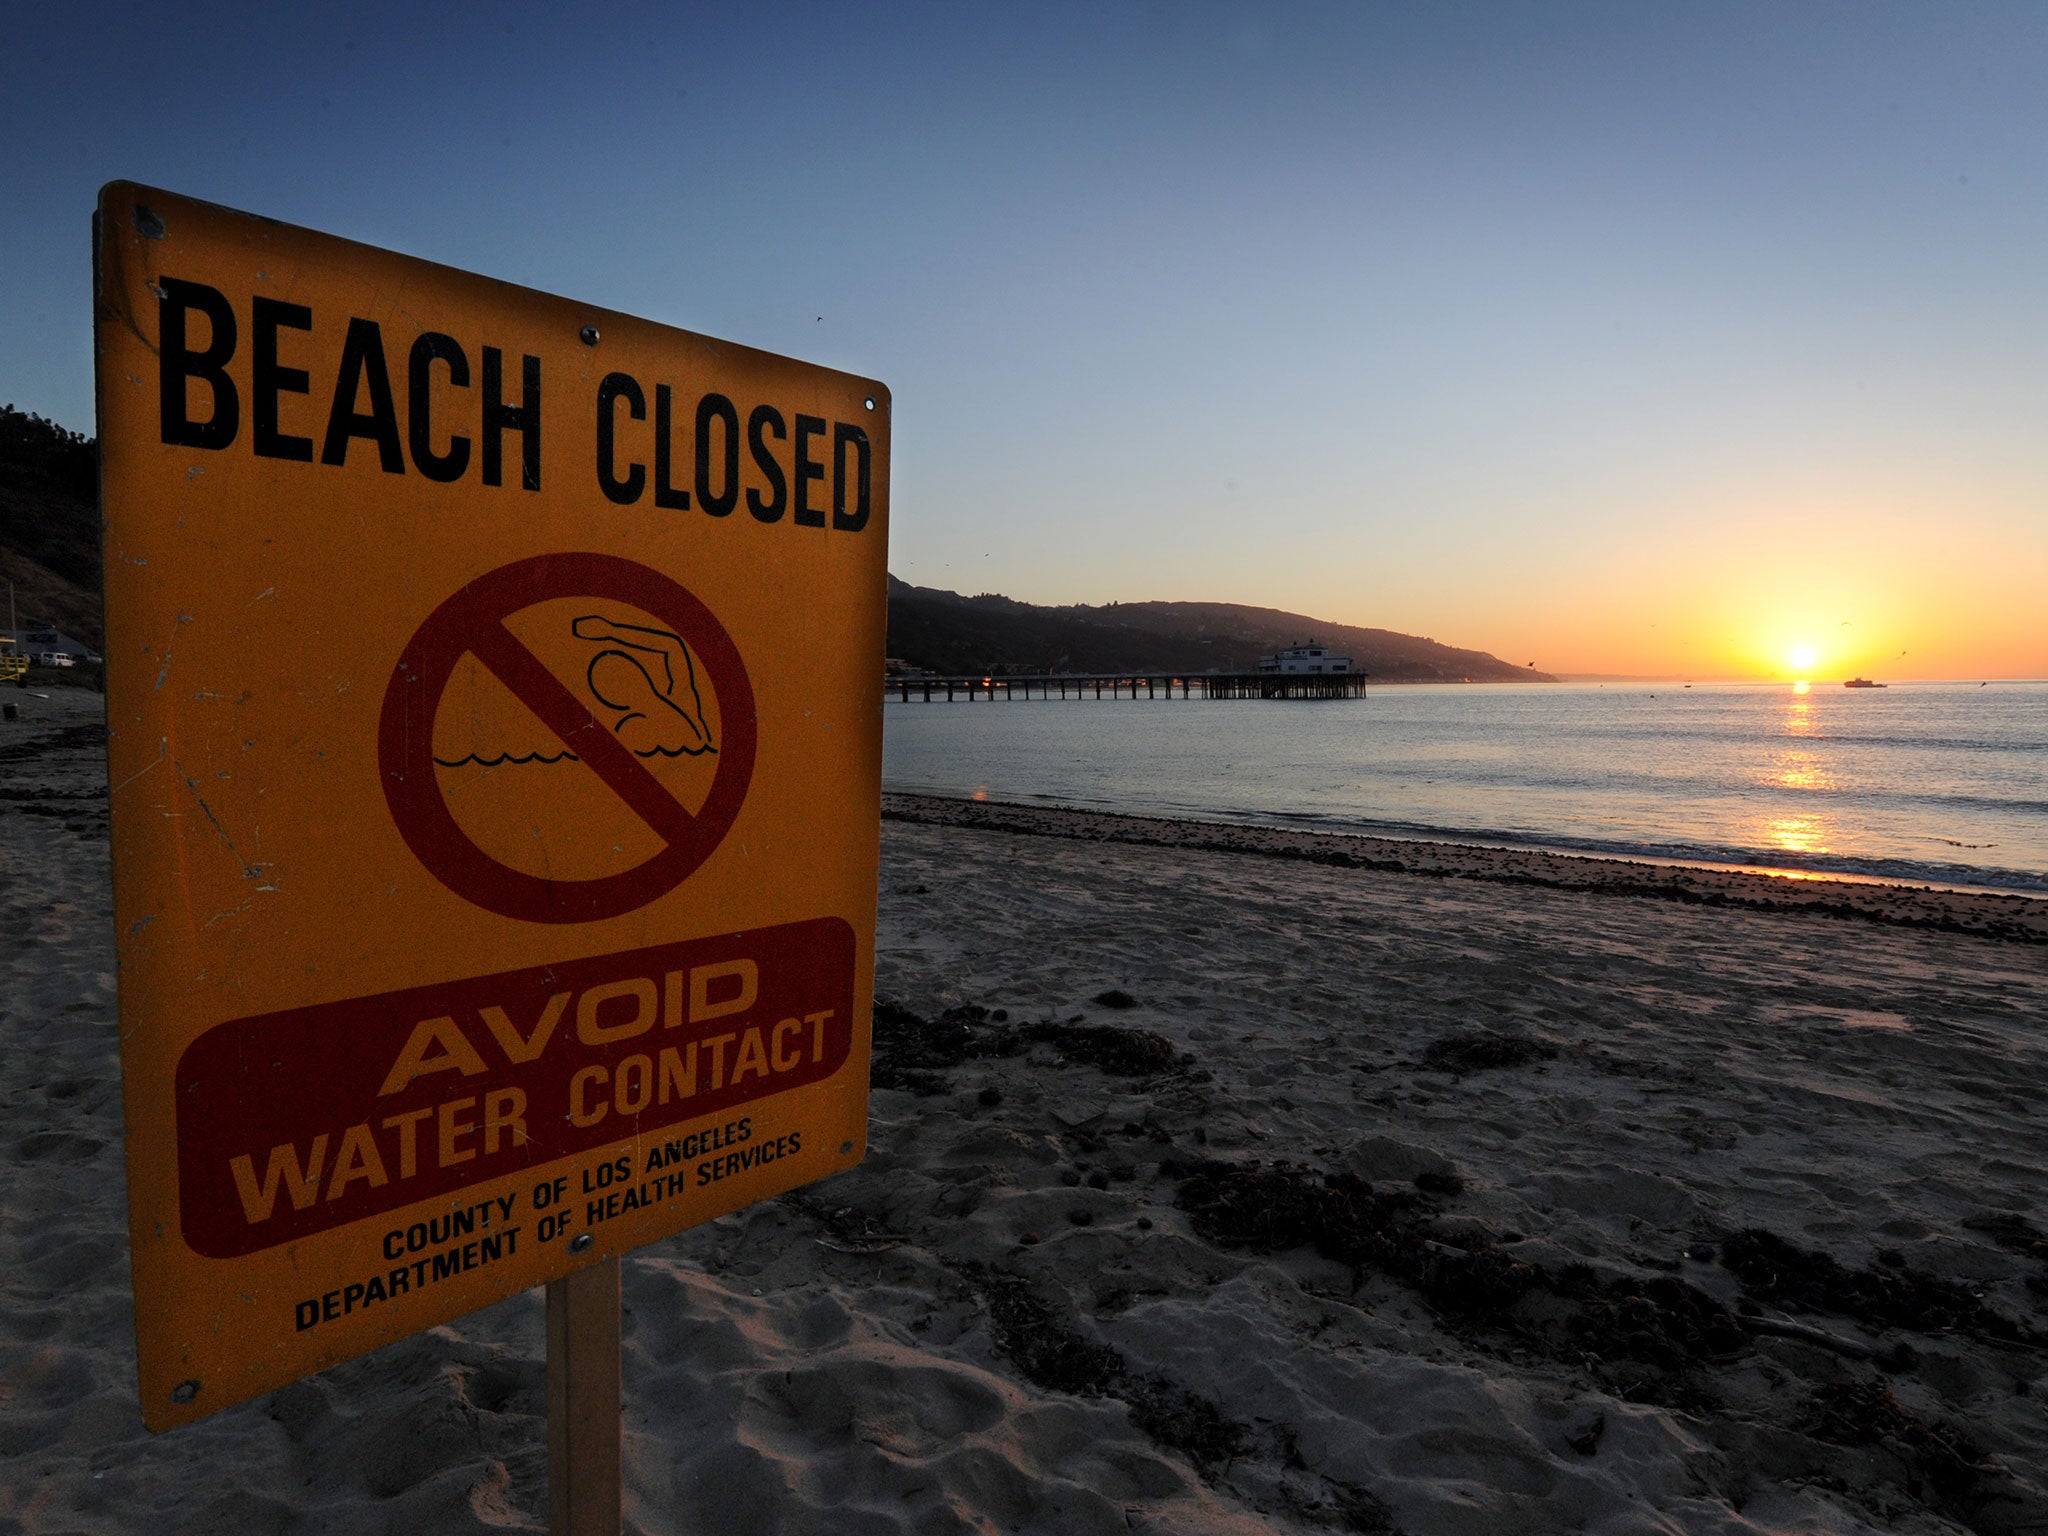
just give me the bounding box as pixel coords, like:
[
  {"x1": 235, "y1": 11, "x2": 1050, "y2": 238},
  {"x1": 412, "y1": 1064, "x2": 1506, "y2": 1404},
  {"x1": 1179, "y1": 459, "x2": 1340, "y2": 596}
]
[{"x1": 94, "y1": 183, "x2": 889, "y2": 1430}]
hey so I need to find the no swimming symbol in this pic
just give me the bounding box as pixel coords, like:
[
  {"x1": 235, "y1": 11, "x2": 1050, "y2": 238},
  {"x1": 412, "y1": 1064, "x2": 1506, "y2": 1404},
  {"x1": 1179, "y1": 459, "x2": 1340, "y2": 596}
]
[
  {"x1": 431, "y1": 615, "x2": 720, "y2": 768},
  {"x1": 379, "y1": 554, "x2": 756, "y2": 923}
]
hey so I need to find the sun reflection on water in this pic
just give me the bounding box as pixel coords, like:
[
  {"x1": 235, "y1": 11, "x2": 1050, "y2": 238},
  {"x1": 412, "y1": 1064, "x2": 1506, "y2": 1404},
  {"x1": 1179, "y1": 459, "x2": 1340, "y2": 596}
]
[
  {"x1": 1768, "y1": 750, "x2": 1835, "y2": 791},
  {"x1": 1760, "y1": 688, "x2": 1837, "y2": 850},
  {"x1": 1765, "y1": 815, "x2": 1832, "y2": 856}
]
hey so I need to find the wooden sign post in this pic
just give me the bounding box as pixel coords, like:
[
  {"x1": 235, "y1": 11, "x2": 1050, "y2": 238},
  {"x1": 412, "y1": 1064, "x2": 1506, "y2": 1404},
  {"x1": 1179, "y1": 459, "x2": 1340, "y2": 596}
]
[
  {"x1": 549, "y1": 1260, "x2": 623, "y2": 1535},
  {"x1": 94, "y1": 185, "x2": 888, "y2": 1526}
]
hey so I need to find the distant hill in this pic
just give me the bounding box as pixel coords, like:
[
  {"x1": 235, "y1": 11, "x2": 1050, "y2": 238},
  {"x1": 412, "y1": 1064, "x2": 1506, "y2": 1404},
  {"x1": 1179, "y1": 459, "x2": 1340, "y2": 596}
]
[
  {"x1": 0, "y1": 414, "x2": 1547, "y2": 683},
  {"x1": 0, "y1": 406, "x2": 101, "y2": 648},
  {"x1": 886, "y1": 578, "x2": 1553, "y2": 682}
]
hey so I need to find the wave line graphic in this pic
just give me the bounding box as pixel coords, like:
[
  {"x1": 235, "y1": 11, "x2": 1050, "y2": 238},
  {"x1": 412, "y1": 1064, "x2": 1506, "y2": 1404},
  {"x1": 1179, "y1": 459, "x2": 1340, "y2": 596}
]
[
  {"x1": 638, "y1": 741, "x2": 718, "y2": 759},
  {"x1": 433, "y1": 742, "x2": 718, "y2": 768},
  {"x1": 433, "y1": 749, "x2": 581, "y2": 767}
]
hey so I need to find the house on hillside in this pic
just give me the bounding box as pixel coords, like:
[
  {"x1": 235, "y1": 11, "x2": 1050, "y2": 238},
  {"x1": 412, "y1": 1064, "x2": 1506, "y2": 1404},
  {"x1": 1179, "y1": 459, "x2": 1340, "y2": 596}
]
[
  {"x1": 1257, "y1": 642, "x2": 1352, "y2": 675},
  {"x1": 4, "y1": 626, "x2": 99, "y2": 664}
]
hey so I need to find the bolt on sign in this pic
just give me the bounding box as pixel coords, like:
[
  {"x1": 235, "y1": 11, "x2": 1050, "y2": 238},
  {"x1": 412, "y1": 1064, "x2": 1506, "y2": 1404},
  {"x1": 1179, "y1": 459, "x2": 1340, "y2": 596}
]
[{"x1": 94, "y1": 184, "x2": 888, "y2": 1431}]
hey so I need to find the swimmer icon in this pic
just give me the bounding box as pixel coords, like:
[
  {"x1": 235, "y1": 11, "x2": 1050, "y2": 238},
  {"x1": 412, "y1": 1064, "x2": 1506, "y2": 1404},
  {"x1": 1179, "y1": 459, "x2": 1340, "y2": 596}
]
[
  {"x1": 573, "y1": 615, "x2": 717, "y2": 757},
  {"x1": 381, "y1": 552, "x2": 757, "y2": 922}
]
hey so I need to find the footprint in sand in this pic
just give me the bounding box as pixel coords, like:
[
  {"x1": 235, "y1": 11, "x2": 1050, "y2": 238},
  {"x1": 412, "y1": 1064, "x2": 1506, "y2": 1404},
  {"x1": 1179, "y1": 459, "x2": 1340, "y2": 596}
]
[{"x1": 573, "y1": 615, "x2": 717, "y2": 758}]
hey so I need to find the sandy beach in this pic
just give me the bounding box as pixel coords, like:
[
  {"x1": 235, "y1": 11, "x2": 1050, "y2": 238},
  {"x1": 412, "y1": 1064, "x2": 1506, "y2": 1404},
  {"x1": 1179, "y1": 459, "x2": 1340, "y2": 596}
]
[{"x1": 5, "y1": 688, "x2": 2046, "y2": 1534}]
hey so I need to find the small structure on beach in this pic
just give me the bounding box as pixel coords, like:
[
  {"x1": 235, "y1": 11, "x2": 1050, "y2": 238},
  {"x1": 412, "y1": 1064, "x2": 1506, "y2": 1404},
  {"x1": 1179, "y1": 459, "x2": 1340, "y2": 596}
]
[
  {"x1": 1258, "y1": 642, "x2": 1352, "y2": 675},
  {"x1": 2, "y1": 626, "x2": 99, "y2": 664}
]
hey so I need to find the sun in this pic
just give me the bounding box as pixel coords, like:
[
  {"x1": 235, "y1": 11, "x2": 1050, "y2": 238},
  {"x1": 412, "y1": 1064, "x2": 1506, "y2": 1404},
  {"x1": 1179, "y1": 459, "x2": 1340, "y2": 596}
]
[{"x1": 1788, "y1": 644, "x2": 1818, "y2": 676}]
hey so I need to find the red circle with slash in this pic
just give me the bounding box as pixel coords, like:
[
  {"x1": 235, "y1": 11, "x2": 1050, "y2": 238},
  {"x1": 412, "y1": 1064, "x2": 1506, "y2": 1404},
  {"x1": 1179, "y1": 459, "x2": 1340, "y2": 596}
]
[{"x1": 379, "y1": 553, "x2": 755, "y2": 923}]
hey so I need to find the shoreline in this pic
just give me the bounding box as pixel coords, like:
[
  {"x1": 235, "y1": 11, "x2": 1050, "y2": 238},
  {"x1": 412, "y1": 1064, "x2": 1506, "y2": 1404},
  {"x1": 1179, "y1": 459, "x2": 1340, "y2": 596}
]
[{"x1": 882, "y1": 791, "x2": 2048, "y2": 944}]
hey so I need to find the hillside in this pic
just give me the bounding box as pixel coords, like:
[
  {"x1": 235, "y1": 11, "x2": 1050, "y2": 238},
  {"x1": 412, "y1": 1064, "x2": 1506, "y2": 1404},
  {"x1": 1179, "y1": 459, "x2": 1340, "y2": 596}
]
[
  {"x1": 0, "y1": 414, "x2": 1545, "y2": 682},
  {"x1": 0, "y1": 406, "x2": 101, "y2": 647},
  {"x1": 886, "y1": 579, "x2": 1552, "y2": 682}
]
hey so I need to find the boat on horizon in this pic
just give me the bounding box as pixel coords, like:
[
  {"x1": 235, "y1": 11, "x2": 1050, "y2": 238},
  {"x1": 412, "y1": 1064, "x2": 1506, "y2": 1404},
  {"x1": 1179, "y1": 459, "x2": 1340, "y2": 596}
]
[{"x1": 1844, "y1": 677, "x2": 1886, "y2": 688}]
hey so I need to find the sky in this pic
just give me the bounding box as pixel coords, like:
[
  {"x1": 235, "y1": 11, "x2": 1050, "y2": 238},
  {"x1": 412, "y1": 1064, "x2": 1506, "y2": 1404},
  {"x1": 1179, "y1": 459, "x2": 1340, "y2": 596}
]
[{"x1": 6, "y1": 1, "x2": 2046, "y2": 679}]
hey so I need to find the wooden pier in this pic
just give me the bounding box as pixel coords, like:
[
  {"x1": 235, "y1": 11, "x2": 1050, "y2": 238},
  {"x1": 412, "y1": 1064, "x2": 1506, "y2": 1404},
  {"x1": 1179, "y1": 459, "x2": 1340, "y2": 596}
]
[{"x1": 887, "y1": 672, "x2": 1368, "y2": 702}]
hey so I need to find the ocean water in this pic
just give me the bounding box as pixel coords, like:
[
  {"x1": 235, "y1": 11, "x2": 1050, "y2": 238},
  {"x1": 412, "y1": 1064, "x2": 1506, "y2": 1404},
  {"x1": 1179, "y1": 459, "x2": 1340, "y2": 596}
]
[{"x1": 881, "y1": 680, "x2": 2048, "y2": 894}]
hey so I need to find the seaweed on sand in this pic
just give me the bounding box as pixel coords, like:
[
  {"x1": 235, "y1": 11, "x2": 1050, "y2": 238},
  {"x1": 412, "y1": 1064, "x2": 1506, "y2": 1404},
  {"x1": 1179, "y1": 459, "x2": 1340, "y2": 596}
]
[
  {"x1": 869, "y1": 1000, "x2": 992, "y2": 1094},
  {"x1": 869, "y1": 998, "x2": 1182, "y2": 1093},
  {"x1": 1552, "y1": 1269, "x2": 1750, "y2": 1370},
  {"x1": 1963, "y1": 1210, "x2": 2048, "y2": 1264},
  {"x1": 1009, "y1": 1020, "x2": 1179, "y2": 1076},
  {"x1": 1175, "y1": 1161, "x2": 1421, "y2": 1270},
  {"x1": 1805, "y1": 1379, "x2": 2003, "y2": 1504},
  {"x1": 1963, "y1": 1210, "x2": 2048, "y2": 1308},
  {"x1": 1722, "y1": 1229, "x2": 2042, "y2": 1347},
  {"x1": 1419, "y1": 1030, "x2": 1558, "y2": 1075},
  {"x1": 1174, "y1": 1161, "x2": 1747, "y2": 1377},
  {"x1": 872, "y1": 1000, "x2": 987, "y2": 1067},
  {"x1": 971, "y1": 1267, "x2": 1249, "y2": 1472}
]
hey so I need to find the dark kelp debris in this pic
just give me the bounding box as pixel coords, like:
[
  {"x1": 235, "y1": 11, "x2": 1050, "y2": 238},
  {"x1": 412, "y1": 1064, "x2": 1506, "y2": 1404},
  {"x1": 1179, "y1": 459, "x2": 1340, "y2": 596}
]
[
  {"x1": 971, "y1": 1267, "x2": 1249, "y2": 1472},
  {"x1": 0, "y1": 721, "x2": 108, "y2": 767},
  {"x1": 1963, "y1": 1210, "x2": 2048, "y2": 1306},
  {"x1": 1175, "y1": 1161, "x2": 1747, "y2": 1381},
  {"x1": 1722, "y1": 1229, "x2": 2042, "y2": 1347},
  {"x1": 870, "y1": 1000, "x2": 989, "y2": 1094},
  {"x1": 1805, "y1": 1379, "x2": 2002, "y2": 1503},
  {"x1": 1010, "y1": 1020, "x2": 1178, "y2": 1076},
  {"x1": 1279, "y1": 1478, "x2": 1400, "y2": 1534},
  {"x1": 870, "y1": 998, "x2": 1181, "y2": 1092},
  {"x1": 1419, "y1": 1030, "x2": 1558, "y2": 1075},
  {"x1": 1963, "y1": 1210, "x2": 2048, "y2": 1264},
  {"x1": 1551, "y1": 1267, "x2": 1750, "y2": 1370},
  {"x1": 1175, "y1": 1162, "x2": 1420, "y2": 1271}
]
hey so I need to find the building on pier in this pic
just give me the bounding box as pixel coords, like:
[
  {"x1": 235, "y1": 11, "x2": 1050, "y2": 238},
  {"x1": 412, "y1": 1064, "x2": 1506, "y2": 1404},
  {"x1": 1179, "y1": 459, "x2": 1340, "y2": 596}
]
[{"x1": 1257, "y1": 642, "x2": 1352, "y2": 675}]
